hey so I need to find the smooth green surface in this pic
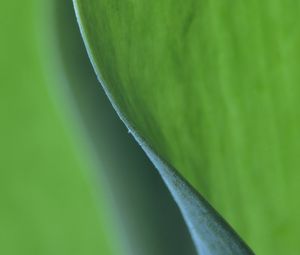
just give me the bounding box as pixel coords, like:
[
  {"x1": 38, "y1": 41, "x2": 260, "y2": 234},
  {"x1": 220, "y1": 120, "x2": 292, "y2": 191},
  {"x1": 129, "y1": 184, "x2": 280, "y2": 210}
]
[
  {"x1": 74, "y1": 0, "x2": 300, "y2": 253},
  {"x1": 0, "y1": 1, "x2": 121, "y2": 254}
]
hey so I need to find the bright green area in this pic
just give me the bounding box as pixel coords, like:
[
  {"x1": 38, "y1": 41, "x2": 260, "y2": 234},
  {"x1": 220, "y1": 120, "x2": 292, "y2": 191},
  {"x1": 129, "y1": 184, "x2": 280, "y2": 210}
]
[
  {"x1": 74, "y1": 0, "x2": 300, "y2": 253},
  {"x1": 0, "y1": 1, "x2": 121, "y2": 254}
]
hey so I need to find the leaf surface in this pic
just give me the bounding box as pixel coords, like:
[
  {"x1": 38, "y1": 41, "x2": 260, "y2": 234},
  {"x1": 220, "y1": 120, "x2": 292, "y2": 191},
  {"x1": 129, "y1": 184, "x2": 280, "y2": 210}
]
[{"x1": 73, "y1": 0, "x2": 300, "y2": 254}]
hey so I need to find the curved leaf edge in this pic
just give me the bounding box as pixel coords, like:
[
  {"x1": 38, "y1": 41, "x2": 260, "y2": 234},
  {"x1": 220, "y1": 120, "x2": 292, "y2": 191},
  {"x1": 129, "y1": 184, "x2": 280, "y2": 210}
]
[{"x1": 72, "y1": 1, "x2": 254, "y2": 254}]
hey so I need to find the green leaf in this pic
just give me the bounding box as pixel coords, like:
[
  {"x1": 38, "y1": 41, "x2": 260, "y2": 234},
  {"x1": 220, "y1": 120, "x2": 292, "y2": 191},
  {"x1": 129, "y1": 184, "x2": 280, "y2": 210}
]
[{"x1": 73, "y1": 0, "x2": 300, "y2": 254}]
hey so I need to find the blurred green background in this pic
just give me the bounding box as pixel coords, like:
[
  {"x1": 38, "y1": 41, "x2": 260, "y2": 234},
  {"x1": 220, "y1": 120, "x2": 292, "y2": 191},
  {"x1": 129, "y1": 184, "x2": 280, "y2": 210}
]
[{"x1": 0, "y1": 1, "x2": 196, "y2": 254}]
